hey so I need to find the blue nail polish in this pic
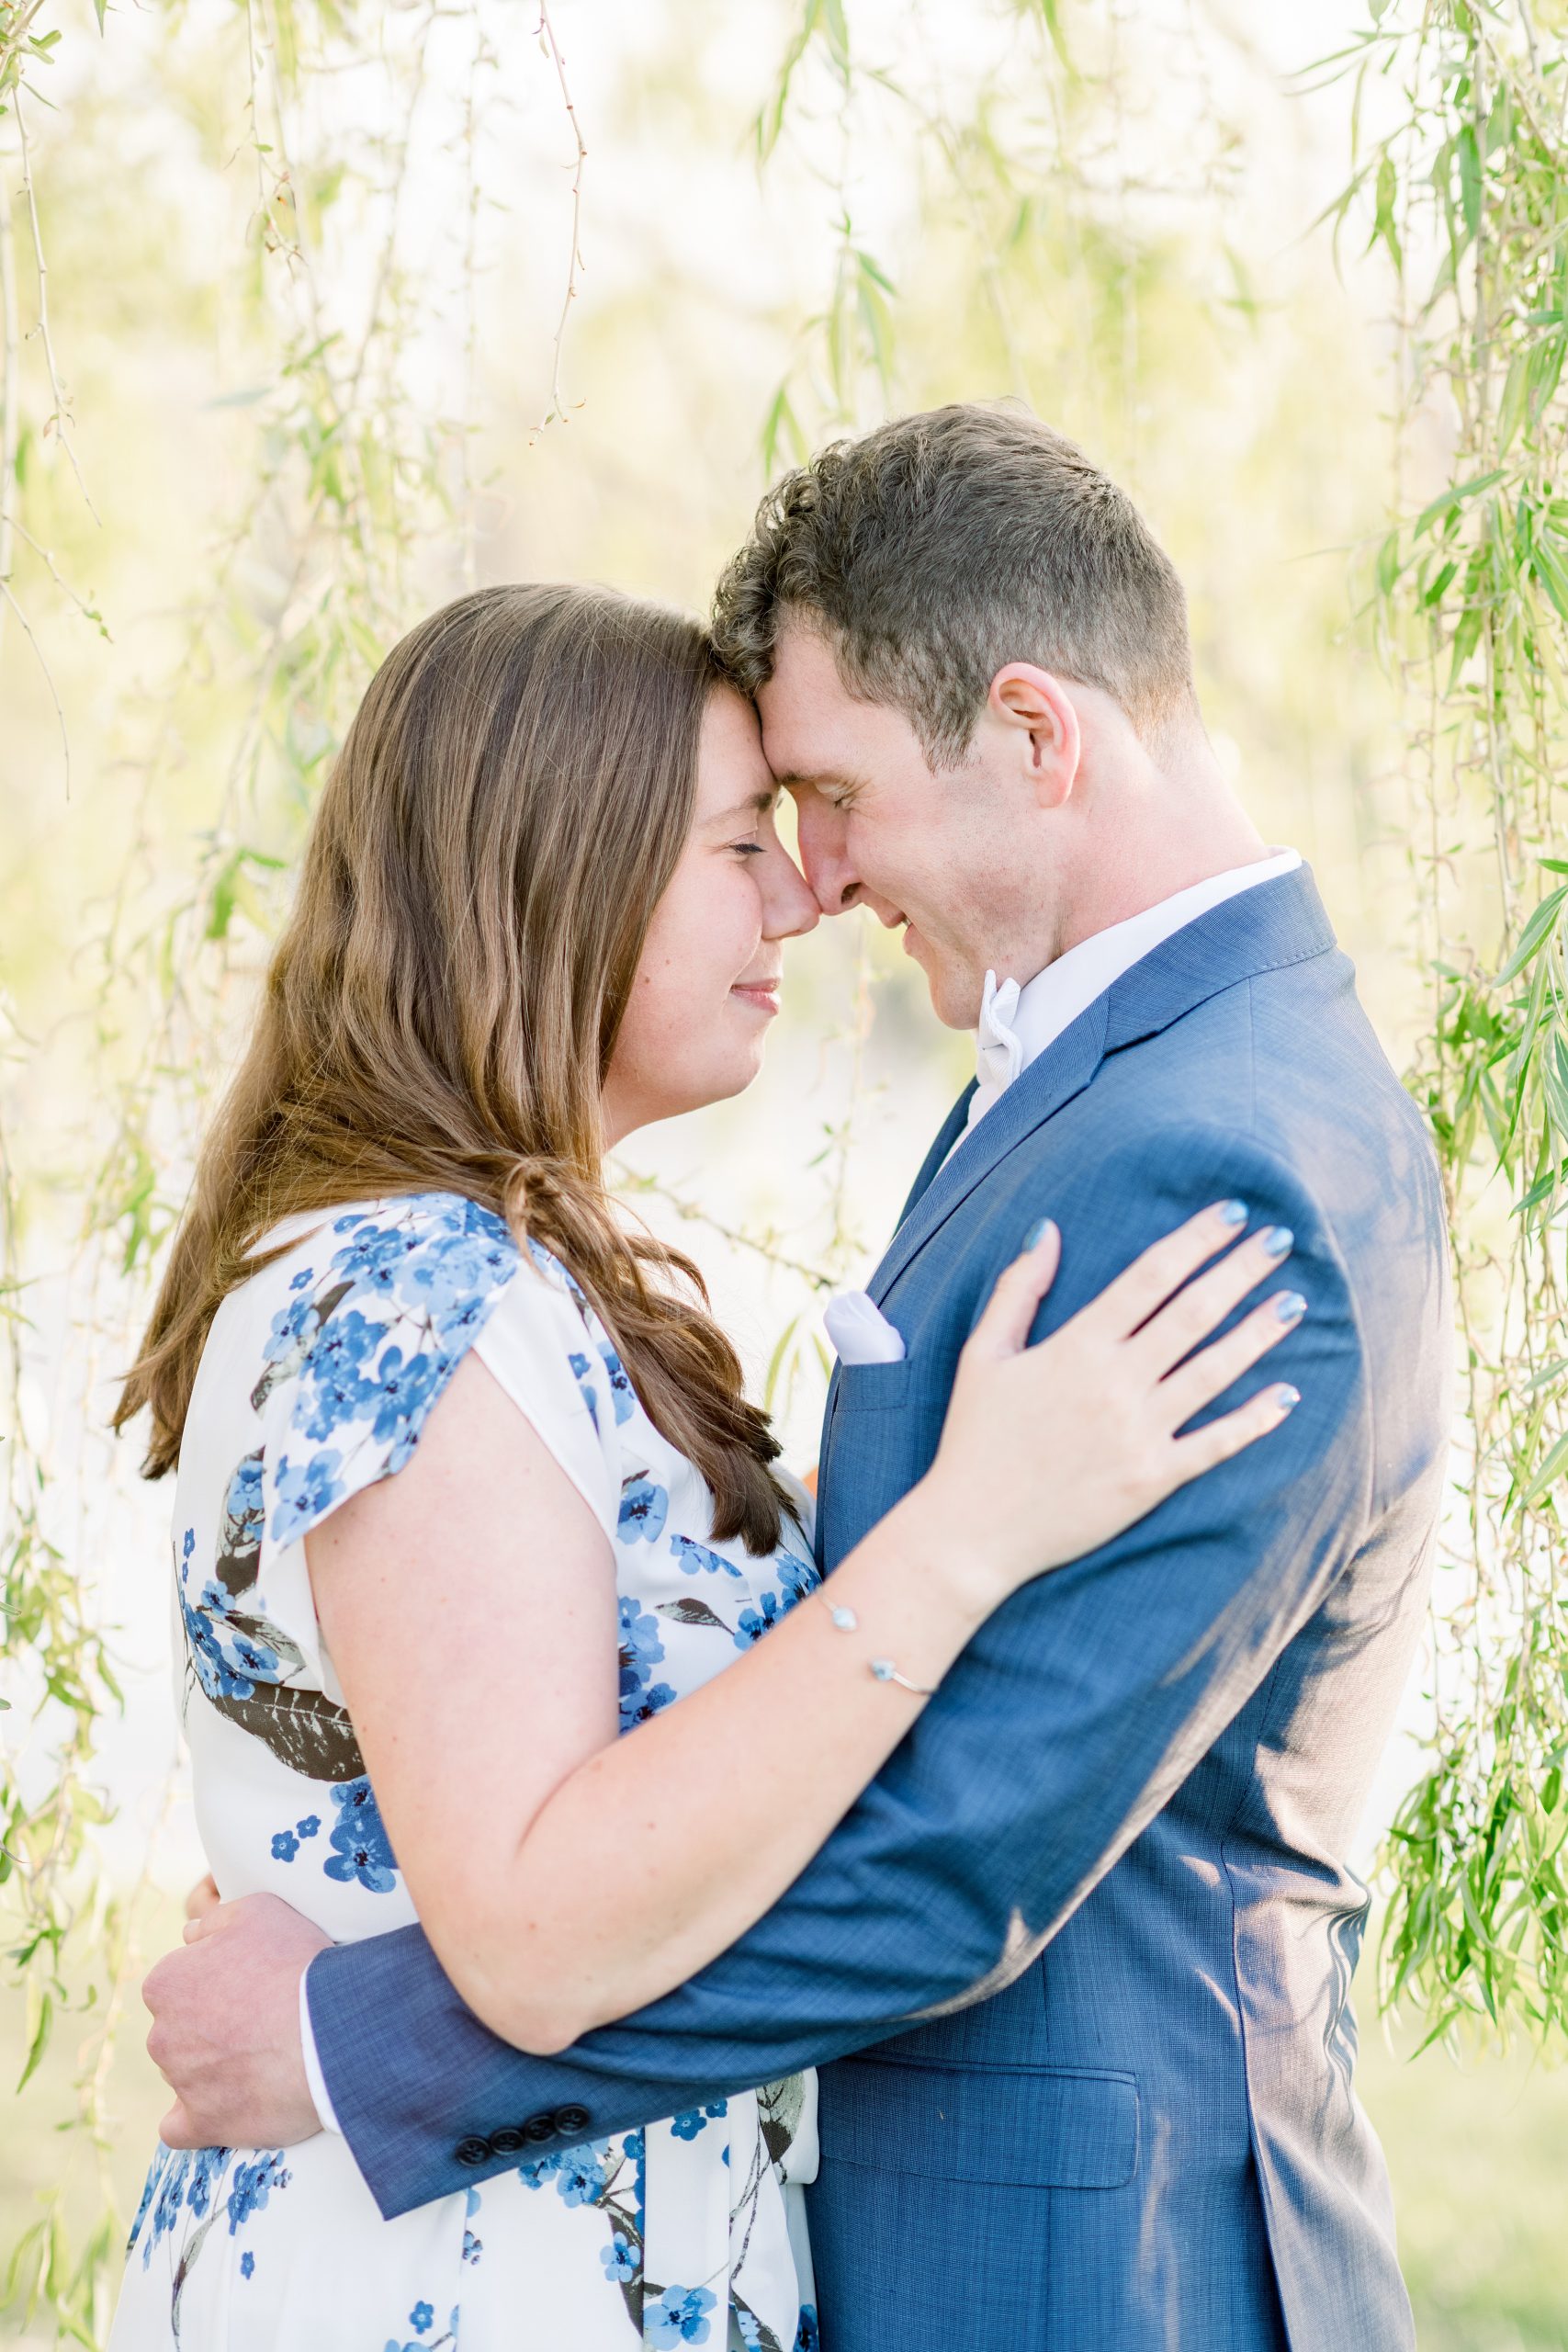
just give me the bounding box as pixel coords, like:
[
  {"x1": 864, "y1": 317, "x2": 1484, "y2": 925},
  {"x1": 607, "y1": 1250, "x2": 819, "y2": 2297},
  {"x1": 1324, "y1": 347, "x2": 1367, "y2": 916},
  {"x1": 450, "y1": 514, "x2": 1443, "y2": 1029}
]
[
  {"x1": 1274, "y1": 1384, "x2": 1302, "y2": 1410},
  {"x1": 1023, "y1": 1216, "x2": 1052, "y2": 1250},
  {"x1": 1215, "y1": 1199, "x2": 1247, "y2": 1227},
  {"x1": 1276, "y1": 1292, "x2": 1308, "y2": 1322},
  {"x1": 1261, "y1": 1225, "x2": 1293, "y2": 1258}
]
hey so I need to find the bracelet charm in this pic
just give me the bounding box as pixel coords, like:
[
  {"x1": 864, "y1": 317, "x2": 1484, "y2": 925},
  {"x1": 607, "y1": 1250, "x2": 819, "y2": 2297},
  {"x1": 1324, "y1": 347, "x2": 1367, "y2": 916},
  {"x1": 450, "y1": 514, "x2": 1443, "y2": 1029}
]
[{"x1": 816, "y1": 1589, "x2": 937, "y2": 1697}]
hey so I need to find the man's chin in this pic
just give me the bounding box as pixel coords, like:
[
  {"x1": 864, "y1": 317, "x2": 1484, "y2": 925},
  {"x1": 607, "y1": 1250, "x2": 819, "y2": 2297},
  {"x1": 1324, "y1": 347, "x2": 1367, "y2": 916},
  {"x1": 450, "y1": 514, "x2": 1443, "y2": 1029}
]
[{"x1": 920, "y1": 964, "x2": 985, "y2": 1032}]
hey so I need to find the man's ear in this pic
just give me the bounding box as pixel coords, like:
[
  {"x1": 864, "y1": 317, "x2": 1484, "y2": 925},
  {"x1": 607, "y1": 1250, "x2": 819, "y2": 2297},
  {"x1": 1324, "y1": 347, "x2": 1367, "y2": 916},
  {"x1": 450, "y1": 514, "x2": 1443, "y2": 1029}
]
[{"x1": 988, "y1": 664, "x2": 1081, "y2": 808}]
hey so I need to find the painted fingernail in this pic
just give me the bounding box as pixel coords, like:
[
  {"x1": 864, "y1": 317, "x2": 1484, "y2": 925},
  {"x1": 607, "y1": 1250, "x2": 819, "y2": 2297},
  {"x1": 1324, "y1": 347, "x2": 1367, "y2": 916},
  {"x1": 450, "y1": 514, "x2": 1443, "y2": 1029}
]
[
  {"x1": 1215, "y1": 1199, "x2": 1248, "y2": 1227},
  {"x1": 1273, "y1": 1384, "x2": 1302, "y2": 1411},
  {"x1": 1261, "y1": 1226, "x2": 1293, "y2": 1258},
  {"x1": 1023, "y1": 1217, "x2": 1054, "y2": 1250},
  {"x1": 1275, "y1": 1292, "x2": 1308, "y2": 1323}
]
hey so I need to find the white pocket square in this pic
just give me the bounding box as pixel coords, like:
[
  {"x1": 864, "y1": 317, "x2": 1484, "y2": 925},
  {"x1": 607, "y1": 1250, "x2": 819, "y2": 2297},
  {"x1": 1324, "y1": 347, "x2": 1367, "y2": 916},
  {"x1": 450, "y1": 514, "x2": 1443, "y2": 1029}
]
[{"x1": 824, "y1": 1290, "x2": 907, "y2": 1365}]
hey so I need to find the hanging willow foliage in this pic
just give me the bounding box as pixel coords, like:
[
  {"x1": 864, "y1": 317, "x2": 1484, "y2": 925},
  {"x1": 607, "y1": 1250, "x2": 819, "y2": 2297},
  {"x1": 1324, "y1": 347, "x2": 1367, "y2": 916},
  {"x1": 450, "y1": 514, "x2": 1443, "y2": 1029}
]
[{"x1": 1323, "y1": 0, "x2": 1568, "y2": 2041}]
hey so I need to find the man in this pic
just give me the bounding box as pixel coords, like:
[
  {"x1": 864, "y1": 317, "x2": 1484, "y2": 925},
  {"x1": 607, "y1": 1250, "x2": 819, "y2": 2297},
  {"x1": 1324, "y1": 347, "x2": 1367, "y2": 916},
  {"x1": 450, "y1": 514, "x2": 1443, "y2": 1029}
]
[{"x1": 144, "y1": 403, "x2": 1450, "y2": 2349}]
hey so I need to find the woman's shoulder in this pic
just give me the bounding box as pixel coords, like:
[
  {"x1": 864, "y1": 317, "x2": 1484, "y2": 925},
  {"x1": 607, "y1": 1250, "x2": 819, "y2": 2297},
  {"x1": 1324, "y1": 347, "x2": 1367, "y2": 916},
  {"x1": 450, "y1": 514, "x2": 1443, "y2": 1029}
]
[
  {"x1": 232, "y1": 1192, "x2": 599, "y2": 1545},
  {"x1": 251, "y1": 1190, "x2": 594, "y2": 1342}
]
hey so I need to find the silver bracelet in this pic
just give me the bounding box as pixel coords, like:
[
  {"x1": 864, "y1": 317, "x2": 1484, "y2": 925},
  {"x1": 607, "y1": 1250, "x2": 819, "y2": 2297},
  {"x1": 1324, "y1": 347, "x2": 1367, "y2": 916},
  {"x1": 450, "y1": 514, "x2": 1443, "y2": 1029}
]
[{"x1": 816, "y1": 1589, "x2": 939, "y2": 1699}]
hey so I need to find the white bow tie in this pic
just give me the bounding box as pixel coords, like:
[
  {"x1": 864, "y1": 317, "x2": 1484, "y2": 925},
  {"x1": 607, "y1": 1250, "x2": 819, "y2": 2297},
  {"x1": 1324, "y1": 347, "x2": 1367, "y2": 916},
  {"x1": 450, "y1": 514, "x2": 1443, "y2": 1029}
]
[{"x1": 975, "y1": 969, "x2": 1024, "y2": 1114}]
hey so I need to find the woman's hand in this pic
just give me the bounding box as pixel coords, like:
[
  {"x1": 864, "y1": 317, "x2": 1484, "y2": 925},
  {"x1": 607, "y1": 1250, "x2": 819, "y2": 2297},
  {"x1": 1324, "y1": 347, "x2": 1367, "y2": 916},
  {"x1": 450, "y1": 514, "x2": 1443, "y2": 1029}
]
[{"x1": 922, "y1": 1201, "x2": 1303, "y2": 1597}]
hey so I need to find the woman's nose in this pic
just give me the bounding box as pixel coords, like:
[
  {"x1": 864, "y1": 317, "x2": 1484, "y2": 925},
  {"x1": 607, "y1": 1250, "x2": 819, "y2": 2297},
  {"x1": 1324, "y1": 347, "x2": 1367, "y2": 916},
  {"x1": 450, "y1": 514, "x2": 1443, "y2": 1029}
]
[{"x1": 762, "y1": 848, "x2": 821, "y2": 942}]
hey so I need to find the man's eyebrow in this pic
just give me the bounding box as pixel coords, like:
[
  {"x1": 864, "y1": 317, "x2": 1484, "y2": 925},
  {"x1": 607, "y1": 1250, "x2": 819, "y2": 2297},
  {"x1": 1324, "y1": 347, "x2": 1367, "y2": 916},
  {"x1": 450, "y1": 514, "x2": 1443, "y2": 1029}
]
[{"x1": 772, "y1": 769, "x2": 860, "y2": 791}]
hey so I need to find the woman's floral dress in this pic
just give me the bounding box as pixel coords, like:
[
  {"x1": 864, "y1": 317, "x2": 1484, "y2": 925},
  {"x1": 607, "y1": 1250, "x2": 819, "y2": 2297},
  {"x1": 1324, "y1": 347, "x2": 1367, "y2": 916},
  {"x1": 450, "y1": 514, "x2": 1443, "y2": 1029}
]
[{"x1": 109, "y1": 1193, "x2": 821, "y2": 2352}]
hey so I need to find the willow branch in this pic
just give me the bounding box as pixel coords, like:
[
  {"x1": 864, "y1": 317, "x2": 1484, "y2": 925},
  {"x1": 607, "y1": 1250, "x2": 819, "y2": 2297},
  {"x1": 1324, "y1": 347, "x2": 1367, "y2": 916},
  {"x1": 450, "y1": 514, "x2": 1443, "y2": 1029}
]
[
  {"x1": 15, "y1": 88, "x2": 97, "y2": 522},
  {"x1": 530, "y1": 0, "x2": 586, "y2": 435}
]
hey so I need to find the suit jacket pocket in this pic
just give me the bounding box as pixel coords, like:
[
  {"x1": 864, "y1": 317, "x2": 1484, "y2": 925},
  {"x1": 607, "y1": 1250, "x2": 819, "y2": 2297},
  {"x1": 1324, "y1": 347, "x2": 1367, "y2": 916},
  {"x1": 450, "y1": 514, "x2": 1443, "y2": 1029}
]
[
  {"x1": 831, "y1": 1357, "x2": 915, "y2": 1413},
  {"x1": 818, "y1": 2053, "x2": 1139, "y2": 2190}
]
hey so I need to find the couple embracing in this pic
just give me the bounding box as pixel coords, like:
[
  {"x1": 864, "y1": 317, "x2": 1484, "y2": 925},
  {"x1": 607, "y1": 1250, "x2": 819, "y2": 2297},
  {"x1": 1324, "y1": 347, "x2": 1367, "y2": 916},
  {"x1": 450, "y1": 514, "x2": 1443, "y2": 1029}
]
[{"x1": 112, "y1": 402, "x2": 1450, "y2": 2352}]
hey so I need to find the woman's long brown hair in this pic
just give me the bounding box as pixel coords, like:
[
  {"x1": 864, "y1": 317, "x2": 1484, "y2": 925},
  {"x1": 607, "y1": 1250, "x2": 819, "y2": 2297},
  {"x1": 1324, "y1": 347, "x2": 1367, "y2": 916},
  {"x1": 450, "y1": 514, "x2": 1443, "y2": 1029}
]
[{"x1": 115, "y1": 582, "x2": 793, "y2": 1552}]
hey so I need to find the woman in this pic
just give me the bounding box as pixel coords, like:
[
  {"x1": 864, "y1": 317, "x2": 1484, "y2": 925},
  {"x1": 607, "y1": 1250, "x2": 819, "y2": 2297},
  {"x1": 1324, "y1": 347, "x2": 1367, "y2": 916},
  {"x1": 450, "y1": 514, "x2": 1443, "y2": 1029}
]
[{"x1": 109, "y1": 583, "x2": 1302, "y2": 2352}]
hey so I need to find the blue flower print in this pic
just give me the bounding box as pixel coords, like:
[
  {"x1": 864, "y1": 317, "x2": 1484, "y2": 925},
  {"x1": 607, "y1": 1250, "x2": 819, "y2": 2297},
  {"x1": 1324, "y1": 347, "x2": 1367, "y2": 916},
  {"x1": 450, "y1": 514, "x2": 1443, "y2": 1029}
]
[
  {"x1": 776, "y1": 1549, "x2": 819, "y2": 1604},
  {"x1": 598, "y1": 1342, "x2": 635, "y2": 1424},
  {"x1": 226, "y1": 2151, "x2": 290, "y2": 2232},
  {"x1": 128, "y1": 2155, "x2": 159, "y2": 2254},
  {"x1": 735, "y1": 1591, "x2": 784, "y2": 1648},
  {"x1": 525, "y1": 1233, "x2": 586, "y2": 1301},
  {"x1": 297, "y1": 1814, "x2": 320, "y2": 1838},
  {"x1": 669, "y1": 1533, "x2": 743, "y2": 1581},
  {"x1": 623, "y1": 1679, "x2": 675, "y2": 1731},
  {"x1": 365, "y1": 1344, "x2": 445, "y2": 1461},
  {"x1": 297, "y1": 1308, "x2": 381, "y2": 1438},
  {"x1": 180, "y1": 1573, "x2": 299, "y2": 1706},
  {"x1": 568, "y1": 1351, "x2": 601, "y2": 1431},
  {"x1": 670, "y1": 2100, "x2": 726, "y2": 2141},
  {"x1": 409, "y1": 2302, "x2": 434, "y2": 2335},
  {"x1": 399, "y1": 1222, "x2": 511, "y2": 1320},
  {"x1": 554, "y1": 2144, "x2": 610, "y2": 2206},
  {"x1": 271, "y1": 1829, "x2": 299, "y2": 1863},
  {"x1": 647, "y1": 2284, "x2": 717, "y2": 2346},
  {"x1": 289, "y1": 1267, "x2": 313, "y2": 1292},
  {"x1": 618, "y1": 1597, "x2": 675, "y2": 1733},
  {"x1": 322, "y1": 1775, "x2": 399, "y2": 1893},
  {"x1": 618, "y1": 1476, "x2": 669, "y2": 1544},
  {"x1": 240, "y1": 2252, "x2": 255, "y2": 2279},
  {"x1": 600, "y1": 2231, "x2": 637, "y2": 2283},
  {"x1": 329, "y1": 1216, "x2": 424, "y2": 1300},
  {"x1": 189, "y1": 2144, "x2": 228, "y2": 2224},
  {"x1": 518, "y1": 2148, "x2": 562, "y2": 2190},
  {"x1": 619, "y1": 1596, "x2": 665, "y2": 1673},
  {"x1": 795, "y1": 2304, "x2": 821, "y2": 2352},
  {"x1": 462, "y1": 2228, "x2": 482, "y2": 2265},
  {"x1": 263, "y1": 1293, "x2": 315, "y2": 1366},
  {"x1": 272, "y1": 1449, "x2": 346, "y2": 1546},
  {"x1": 220, "y1": 1452, "x2": 265, "y2": 1552}
]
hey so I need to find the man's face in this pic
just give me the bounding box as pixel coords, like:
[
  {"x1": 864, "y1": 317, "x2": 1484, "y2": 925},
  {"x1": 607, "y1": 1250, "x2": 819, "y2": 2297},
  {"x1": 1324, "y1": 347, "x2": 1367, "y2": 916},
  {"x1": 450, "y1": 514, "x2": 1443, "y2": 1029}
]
[{"x1": 756, "y1": 619, "x2": 1055, "y2": 1029}]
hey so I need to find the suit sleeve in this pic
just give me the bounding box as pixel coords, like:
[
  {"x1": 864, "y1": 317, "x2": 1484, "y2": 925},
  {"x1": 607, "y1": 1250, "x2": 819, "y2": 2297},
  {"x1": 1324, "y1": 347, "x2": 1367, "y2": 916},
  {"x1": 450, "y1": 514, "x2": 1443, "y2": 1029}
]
[{"x1": 309, "y1": 1127, "x2": 1373, "y2": 2219}]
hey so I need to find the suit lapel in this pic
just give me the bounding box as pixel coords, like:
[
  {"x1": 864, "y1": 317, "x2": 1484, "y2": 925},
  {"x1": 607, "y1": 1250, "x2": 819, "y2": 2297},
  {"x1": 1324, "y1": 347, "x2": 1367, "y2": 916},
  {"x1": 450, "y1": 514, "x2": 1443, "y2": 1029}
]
[
  {"x1": 871, "y1": 999, "x2": 1109, "y2": 1306},
  {"x1": 896, "y1": 1083, "x2": 976, "y2": 1228},
  {"x1": 866, "y1": 864, "x2": 1337, "y2": 1309}
]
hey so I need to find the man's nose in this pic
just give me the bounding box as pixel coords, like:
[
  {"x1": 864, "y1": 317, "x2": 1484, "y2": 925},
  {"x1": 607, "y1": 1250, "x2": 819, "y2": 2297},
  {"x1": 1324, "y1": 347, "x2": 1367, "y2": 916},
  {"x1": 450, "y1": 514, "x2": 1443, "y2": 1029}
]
[{"x1": 795, "y1": 803, "x2": 861, "y2": 917}]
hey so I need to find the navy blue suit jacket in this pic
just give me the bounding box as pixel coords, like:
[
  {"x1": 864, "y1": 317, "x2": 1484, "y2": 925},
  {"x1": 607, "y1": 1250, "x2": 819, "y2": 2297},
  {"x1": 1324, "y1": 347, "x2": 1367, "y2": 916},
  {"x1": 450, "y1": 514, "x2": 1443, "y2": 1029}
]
[{"x1": 310, "y1": 865, "x2": 1450, "y2": 2350}]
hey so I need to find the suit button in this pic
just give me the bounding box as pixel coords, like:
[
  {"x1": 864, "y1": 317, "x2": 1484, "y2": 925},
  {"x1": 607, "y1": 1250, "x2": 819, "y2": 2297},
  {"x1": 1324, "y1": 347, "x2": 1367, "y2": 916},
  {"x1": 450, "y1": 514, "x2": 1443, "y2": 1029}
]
[
  {"x1": 523, "y1": 2112, "x2": 557, "y2": 2144},
  {"x1": 489, "y1": 2125, "x2": 527, "y2": 2155},
  {"x1": 455, "y1": 2136, "x2": 492, "y2": 2167},
  {"x1": 555, "y1": 2104, "x2": 591, "y2": 2137}
]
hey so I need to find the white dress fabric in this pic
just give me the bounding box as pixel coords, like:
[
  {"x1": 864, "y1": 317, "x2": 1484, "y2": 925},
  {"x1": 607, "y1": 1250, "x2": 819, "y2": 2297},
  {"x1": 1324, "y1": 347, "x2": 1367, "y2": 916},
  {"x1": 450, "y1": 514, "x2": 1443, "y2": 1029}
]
[{"x1": 109, "y1": 1192, "x2": 821, "y2": 2352}]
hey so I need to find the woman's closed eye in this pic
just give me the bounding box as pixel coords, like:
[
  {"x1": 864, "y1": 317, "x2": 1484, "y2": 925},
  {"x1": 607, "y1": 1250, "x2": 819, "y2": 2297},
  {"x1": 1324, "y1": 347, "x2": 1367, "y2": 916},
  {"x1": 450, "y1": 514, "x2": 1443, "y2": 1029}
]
[{"x1": 728, "y1": 838, "x2": 766, "y2": 858}]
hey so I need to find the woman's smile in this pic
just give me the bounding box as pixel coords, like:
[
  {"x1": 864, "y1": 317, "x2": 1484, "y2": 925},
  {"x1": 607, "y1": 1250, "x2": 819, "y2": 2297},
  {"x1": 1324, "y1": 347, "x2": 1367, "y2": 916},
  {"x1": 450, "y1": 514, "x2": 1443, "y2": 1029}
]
[{"x1": 731, "y1": 974, "x2": 782, "y2": 1016}]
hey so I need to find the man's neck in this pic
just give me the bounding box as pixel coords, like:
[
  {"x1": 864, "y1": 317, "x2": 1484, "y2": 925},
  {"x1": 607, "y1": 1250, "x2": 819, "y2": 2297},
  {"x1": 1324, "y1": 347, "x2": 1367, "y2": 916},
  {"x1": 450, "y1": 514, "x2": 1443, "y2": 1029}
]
[{"x1": 1048, "y1": 820, "x2": 1273, "y2": 964}]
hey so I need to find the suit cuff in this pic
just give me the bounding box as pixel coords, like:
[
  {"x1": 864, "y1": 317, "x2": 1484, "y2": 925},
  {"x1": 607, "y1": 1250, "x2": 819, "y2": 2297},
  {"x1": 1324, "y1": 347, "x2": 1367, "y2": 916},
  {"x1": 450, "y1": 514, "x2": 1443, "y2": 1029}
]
[{"x1": 299, "y1": 1962, "x2": 342, "y2": 2134}]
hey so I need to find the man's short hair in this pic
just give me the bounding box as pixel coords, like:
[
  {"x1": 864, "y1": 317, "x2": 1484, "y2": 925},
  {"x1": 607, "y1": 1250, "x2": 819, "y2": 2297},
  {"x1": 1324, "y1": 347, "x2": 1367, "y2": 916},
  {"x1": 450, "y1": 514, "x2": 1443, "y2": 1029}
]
[{"x1": 712, "y1": 401, "x2": 1199, "y2": 767}]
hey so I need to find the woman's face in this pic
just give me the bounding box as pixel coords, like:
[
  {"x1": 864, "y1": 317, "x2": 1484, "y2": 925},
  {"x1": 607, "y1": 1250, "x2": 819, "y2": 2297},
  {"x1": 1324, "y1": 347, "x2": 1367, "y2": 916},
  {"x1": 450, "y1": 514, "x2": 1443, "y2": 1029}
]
[{"x1": 602, "y1": 688, "x2": 819, "y2": 1145}]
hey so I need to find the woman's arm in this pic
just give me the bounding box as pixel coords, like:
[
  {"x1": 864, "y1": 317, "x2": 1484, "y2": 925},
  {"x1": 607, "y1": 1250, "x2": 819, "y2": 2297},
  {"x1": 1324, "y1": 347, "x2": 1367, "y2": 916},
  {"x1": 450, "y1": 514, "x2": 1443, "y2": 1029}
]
[{"x1": 309, "y1": 1206, "x2": 1300, "y2": 2054}]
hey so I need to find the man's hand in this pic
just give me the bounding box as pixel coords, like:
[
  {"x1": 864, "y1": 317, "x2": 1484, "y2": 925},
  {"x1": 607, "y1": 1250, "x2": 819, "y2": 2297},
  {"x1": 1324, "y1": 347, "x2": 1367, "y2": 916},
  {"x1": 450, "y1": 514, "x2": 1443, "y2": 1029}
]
[{"x1": 144, "y1": 1891, "x2": 330, "y2": 2149}]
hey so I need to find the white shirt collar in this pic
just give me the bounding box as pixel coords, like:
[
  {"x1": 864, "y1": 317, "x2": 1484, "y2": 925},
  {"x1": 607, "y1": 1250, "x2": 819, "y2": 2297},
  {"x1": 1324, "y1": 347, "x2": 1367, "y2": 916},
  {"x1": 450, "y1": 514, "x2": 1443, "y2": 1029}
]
[{"x1": 967, "y1": 848, "x2": 1303, "y2": 1133}]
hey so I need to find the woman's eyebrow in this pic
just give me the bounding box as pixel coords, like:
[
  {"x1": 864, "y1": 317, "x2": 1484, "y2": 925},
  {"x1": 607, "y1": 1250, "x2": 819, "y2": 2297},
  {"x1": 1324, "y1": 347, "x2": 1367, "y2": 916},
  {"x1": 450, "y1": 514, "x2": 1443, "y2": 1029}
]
[{"x1": 701, "y1": 788, "x2": 779, "y2": 827}]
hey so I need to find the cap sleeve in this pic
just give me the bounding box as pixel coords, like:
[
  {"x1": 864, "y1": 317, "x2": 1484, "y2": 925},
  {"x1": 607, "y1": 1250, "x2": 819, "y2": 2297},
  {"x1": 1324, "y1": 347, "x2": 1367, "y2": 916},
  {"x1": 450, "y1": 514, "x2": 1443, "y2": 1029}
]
[
  {"x1": 468, "y1": 1238, "x2": 624, "y2": 1541},
  {"x1": 254, "y1": 1194, "x2": 616, "y2": 1555}
]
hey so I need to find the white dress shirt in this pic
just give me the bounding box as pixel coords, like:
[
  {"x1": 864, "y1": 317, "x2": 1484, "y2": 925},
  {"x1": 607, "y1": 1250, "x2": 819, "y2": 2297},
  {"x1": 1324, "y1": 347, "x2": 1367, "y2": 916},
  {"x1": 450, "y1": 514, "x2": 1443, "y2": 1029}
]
[
  {"x1": 300, "y1": 1972, "x2": 341, "y2": 2132},
  {"x1": 965, "y1": 848, "x2": 1303, "y2": 1136}
]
